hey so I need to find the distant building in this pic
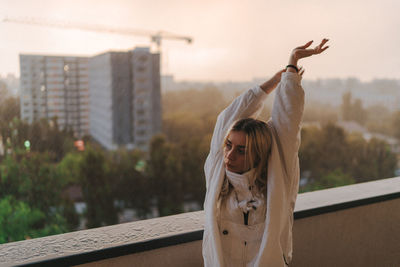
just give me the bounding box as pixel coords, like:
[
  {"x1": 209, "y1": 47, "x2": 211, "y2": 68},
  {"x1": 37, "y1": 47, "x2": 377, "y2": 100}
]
[
  {"x1": 19, "y1": 54, "x2": 90, "y2": 138},
  {"x1": 89, "y1": 47, "x2": 161, "y2": 151}
]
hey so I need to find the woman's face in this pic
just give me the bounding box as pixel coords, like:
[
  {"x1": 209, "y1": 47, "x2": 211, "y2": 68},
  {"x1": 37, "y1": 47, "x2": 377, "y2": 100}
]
[{"x1": 224, "y1": 130, "x2": 247, "y2": 174}]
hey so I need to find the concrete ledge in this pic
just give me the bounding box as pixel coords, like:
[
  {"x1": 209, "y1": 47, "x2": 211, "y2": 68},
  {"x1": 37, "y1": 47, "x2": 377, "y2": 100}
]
[
  {"x1": 0, "y1": 177, "x2": 399, "y2": 267},
  {"x1": 0, "y1": 212, "x2": 204, "y2": 267},
  {"x1": 294, "y1": 176, "x2": 400, "y2": 219}
]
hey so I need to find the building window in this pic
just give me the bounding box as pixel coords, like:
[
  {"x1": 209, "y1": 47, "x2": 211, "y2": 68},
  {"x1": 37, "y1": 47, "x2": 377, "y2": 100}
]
[
  {"x1": 138, "y1": 55, "x2": 148, "y2": 62},
  {"x1": 138, "y1": 119, "x2": 146, "y2": 125},
  {"x1": 137, "y1": 77, "x2": 148, "y2": 83},
  {"x1": 137, "y1": 141, "x2": 146, "y2": 146},
  {"x1": 137, "y1": 130, "x2": 146, "y2": 136},
  {"x1": 136, "y1": 66, "x2": 146, "y2": 72}
]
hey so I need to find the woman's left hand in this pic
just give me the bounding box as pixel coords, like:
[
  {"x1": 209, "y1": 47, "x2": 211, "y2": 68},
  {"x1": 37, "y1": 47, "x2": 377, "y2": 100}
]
[
  {"x1": 260, "y1": 69, "x2": 286, "y2": 94},
  {"x1": 289, "y1": 38, "x2": 329, "y2": 66}
]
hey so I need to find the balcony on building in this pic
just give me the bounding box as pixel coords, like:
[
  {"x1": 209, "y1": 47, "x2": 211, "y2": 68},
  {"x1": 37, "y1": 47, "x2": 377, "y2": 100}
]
[{"x1": 0, "y1": 177, "x2": 399, "y2": 267}]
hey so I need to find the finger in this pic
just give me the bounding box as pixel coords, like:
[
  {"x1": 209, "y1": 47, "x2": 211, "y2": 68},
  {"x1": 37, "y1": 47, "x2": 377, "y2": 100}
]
[
  {"x1": 299, "y1": 68, "x2": 305, "y2": 76},
  {"x1": 320, "y1": 46, "x2": 329, "y2": 53},
  {"x1": 314, "y1": 38, "x2": 326, "y2": 48},
  {"x1": 296, "y1": 40, "x2": 313, "y2": 50},
  {"x1": 320, "y1": 38, "x2": 329, "y2": 45},
  {"x1": 315, "y1": 45, "x2": 329, "y2": 54},
  {"x1": 318, "y1": 39, "x2": 329, "y2": 49}
]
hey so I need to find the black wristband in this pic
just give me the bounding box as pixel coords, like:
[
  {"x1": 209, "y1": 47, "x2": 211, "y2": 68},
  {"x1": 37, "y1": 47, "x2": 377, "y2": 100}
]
[{"x1": 286, "y1": 64, "x2": 299, "y2": 73}]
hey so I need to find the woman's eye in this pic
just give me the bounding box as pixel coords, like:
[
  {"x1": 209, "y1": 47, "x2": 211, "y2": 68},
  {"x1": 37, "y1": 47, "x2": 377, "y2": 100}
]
[
  {"x1": 225, "y1": 143, "x2": 232, "y2": 150},
  {"x1": 238, "y1": 149, "x2": 245, "y2": 155}
]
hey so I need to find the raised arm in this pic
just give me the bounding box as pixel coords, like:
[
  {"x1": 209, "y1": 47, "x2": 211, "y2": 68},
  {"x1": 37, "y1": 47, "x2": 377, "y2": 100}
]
[
  {"x1": 270, "y1": 38, "x2": 329, "y2": 182},
  {"x1": 204, "y1": 71, "x2": 287, "y2": 189},
  {"x1": 208, "y1": 69, "x2": 287, "y2": 157},
  {"x1": 208, "y1": 87, "x2": 267, "y2": 157}
]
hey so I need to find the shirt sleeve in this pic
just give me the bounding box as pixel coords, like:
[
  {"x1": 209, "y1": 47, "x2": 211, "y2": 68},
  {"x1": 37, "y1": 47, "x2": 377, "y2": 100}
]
[{"x1": 270, "y1": 71, "x2": 305, "y2": 190}]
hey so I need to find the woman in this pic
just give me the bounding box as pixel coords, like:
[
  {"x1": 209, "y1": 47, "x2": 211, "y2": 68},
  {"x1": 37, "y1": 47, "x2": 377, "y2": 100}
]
[{"x1": 202, "y1": 39, "x2": 329, "y2": 267}]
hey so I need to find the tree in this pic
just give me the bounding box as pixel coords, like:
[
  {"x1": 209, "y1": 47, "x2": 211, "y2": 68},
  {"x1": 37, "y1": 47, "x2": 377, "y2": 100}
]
[
  {"x1": 147, "y1": 135, "x2": 185, "y2": 216},
  {"x1": 299, "y1": 123, "x2": 349, "y2": 181},
  {"x1": 391, "y1": 111, "x2": 400, "y2": 141},
  {"x1": 341, "y1": 91, "x2": 352, "y2": 121},
  {"x1": 365, "y1": 104, "x2": 392, "y2": 135},
  {"x1": 300, "y1": 169, "x2": 355, "y2": 193},
  {"x1": 109, "y1": 149, "x2": 151, "y2": 219},
  {"x1": 78, "y1": 146, "x2": 118, "y2": 228},
  {"x1": 0, "y1": 152, "x2": 65, "y2": 213},
  {"x1": 177, "y1": 137, "x2": 208, "y2": 207},
  {"x1": 300, "y1": 123, "x2": 397, "y2": 191},
  {"x1": 0, "y1": 151, "x2": 79, "y2": 238},
  {"x1": 56, "y1": 152, "x2": 83, "y2": 185},
  {"x1": 0, "y1": 196, "x2": 67, "y2": 244},
  {"x1": 340, "y1": 91, "x2": 367, "y2": 125}
]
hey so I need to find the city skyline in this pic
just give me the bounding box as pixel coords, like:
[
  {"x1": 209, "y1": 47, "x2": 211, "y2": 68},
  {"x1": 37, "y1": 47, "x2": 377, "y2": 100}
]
[{"x1": 0, "y1": 0, "x2": 399, "y2": 82}]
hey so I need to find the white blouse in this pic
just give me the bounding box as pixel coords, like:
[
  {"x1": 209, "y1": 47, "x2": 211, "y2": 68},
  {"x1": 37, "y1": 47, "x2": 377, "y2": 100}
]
[{"x1": 217, "y1": 169, "x2": 267, "y2": 266}]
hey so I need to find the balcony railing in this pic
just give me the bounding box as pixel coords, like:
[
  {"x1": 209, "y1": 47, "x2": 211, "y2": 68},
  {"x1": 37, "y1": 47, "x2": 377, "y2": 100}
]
[{"x1": 1, "y1": 177, "x2": 399, "y2": 267}]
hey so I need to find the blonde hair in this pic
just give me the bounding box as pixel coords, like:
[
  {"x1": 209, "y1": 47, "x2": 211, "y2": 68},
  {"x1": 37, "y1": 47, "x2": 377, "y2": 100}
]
[{"x1": 220, "y1": 118, "x2": 272, "y2": 197}]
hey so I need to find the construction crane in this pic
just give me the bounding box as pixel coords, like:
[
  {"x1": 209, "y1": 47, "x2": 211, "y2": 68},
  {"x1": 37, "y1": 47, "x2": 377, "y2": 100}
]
[{"x1": 1, "y1": 15, "x2": 193, "y2": 52}]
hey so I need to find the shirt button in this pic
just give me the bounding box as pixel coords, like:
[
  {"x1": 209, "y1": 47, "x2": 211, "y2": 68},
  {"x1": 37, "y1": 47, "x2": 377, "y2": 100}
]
[{"x1": 222, "y1": 230, "x2": 228, "y2": 235}]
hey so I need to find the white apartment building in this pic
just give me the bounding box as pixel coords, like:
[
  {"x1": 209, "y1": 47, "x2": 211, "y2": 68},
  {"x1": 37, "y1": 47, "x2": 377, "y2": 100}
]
[
  {"x1": 89, "y1": 47, "x2": 161, "y2": 151},
  {"x1": 19, "y1": 55, "x2": 90, "y2": 138}
]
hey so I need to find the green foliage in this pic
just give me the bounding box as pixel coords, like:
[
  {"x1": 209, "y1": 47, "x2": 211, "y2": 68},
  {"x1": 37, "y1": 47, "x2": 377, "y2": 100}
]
[
  {"x1": 155, "y1": 87, "x2": 226, "y2": 212},
  {"x1": 147, "y1": 135, "x2": 184, "y2": 216},
  {"x1": 56, "y1": 152, "x2": 83, "y2": 185},
  {"x1": 78, "y1": 146, "x2": 118, "y2": 228},
  {"x1": 0, "y1": 152, "x2": 65, "y2": 212},
  {"x1": 0, "y1": 96, "x2": 19, "y2": 124},
  {"x1": 0, "y1": 196, "x2": 67, "y2": 244},
  {"x1": 177, "y1": 138, "x2": 208, "y2": 206},
  {"x1": 0, "y1": 108, "x2": 74, "y2": 162},
  {"x1": 300, "y1": 123, "x2": 397, "y2": 192},
  {"x1": 391, "y1": 111, "x2": 400, "y2": 140},
  {"x1": 299, "y1": 124, "x2": 348, "y2": 179},
  {"x1": 364, "y1": 104, "x2": 392, "y2": 135},
  {"x1": 0, "y1": 95, "x2": 75, "y2": 162},
  {"x1": 300, "y1": 169, "x2": 355, "y2": 193},
  {"x1": 341, "y1": 91, "x2": 367, "y2": 125},
  {"x1": 0, "y1": 152, "x2": 77, "y2": 242},
  {"x1": 108, "y1": 149, "x2": 151, "y2": 219}
]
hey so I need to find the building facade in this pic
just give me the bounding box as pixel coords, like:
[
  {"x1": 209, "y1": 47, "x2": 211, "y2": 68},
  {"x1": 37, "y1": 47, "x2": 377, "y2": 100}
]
[
  {"x1": 19, "y1": 54, "x2": 90, "y2": 138},
  {"x1": 89, "y1": 47, "x2": 161, "y2": 151}
]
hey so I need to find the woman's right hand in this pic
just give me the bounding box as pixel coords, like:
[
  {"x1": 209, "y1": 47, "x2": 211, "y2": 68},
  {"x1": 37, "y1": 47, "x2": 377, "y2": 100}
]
[{"x1": 288, "y1": 38, "x2": 329, "y2": 66}]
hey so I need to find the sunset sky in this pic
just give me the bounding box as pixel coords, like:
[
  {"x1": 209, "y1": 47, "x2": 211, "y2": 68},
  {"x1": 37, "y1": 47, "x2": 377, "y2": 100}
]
[{"x1": 0, "y1": 0, "x2": 399, "y2": 82}]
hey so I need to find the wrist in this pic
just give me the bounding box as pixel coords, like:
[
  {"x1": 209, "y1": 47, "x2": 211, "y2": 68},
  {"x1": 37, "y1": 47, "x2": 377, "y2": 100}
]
[
  {"x1": 286, "y1": 64, "x2": 298, "y2": 73},
  {"x1": 288, "y1": 57, "x2": 298, "y2": 66},
  {"x1": 260, "y1": 74, "x2": 280, "y2": 94},
  {"x1": 288, "y1": 52, "x2": 298, "y2": 65}
]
